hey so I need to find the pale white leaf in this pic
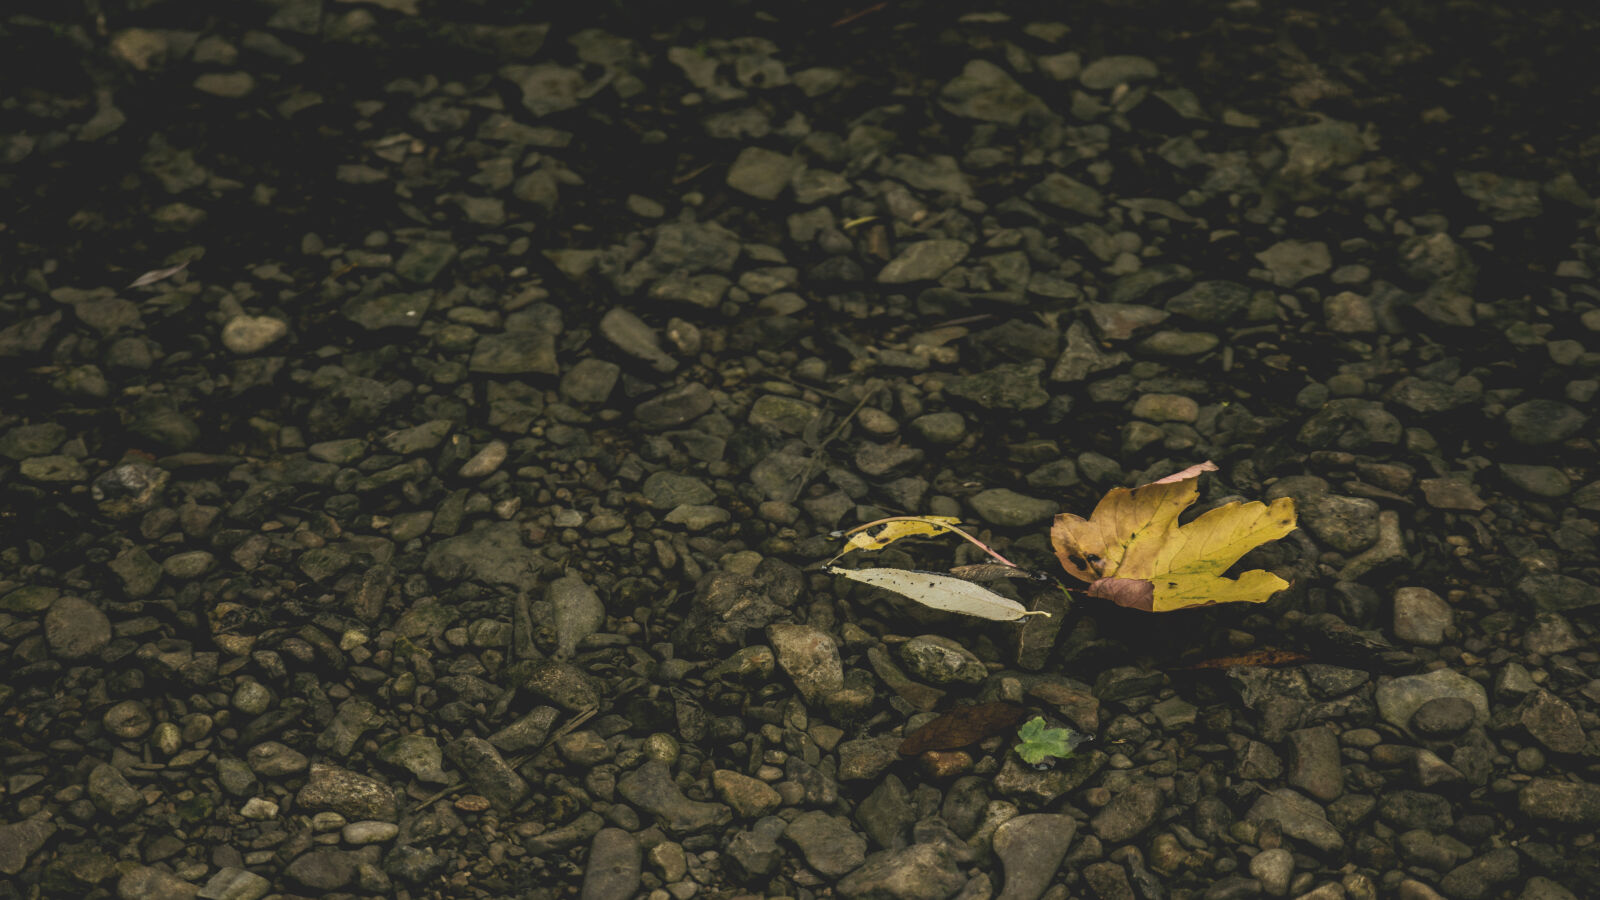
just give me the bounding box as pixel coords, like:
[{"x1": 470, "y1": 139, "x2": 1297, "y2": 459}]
[
  {"x1": 128, "y1": 261, "x2": 189, "y2": 288},
  {"x1": 827, "y1": 566, "x2": 1049, "y2": 622}
]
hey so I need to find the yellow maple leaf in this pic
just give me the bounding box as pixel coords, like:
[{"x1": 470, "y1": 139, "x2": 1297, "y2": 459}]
[{"x1": 1050, "y1": 461, "x2": 1297, "y2": 612}]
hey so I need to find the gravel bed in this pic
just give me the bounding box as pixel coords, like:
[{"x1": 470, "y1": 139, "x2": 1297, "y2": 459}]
[{"x1": 2, "y1": 2, "x2": 1599, "y2": 900}]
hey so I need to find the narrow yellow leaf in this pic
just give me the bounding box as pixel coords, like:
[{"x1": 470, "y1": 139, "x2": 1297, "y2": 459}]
[{"x1": 842, "y1": 516, "x2": 965, "y2": 554}]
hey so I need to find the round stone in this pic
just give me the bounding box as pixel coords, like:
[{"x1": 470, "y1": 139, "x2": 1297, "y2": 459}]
[
  {"x1": 221, "y1": 315, "x2": 289, "y2": 354},
  {"x1": 44, "y1": 595, "x2": 111, "y2": 659},
  {"x1": 103, "y1": 700, "x2": 154, "y2": 739}
]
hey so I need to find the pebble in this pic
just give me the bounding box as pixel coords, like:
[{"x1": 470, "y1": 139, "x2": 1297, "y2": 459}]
[
  {"x1": 712, "y1": 769, "x2": 782, "y2": 818},
  {"x1": 838, "y1": 844, "x2": 968, "y2": 900},
  {"x1": 1249, "y1": 848, "x2": 1295, "y2": 897},
  {"x1": 1392, "y1": 587, "x2": 1452, "y2": 645},
  {"x1": 616, "y1": 760, "x2": 730, "y2": 834},
  {"x1": 993, "y1": 814, "x2": 1075, "y2": 900},
  {"x1": 899, "y1": 635, "x2": 987, "y2": 685},
  {"x1": 220, "y1": 315, "x2": 288, "y2": 354},
  {"x1": 784, "y1": 810, "x2": 867, "y2": 877},
  {"x1": 1375, "y1": 669, "x2": 1489, "y2": 733},
  {"x1": 878, "y1": 240, "x2": 970, "y2": 284},
  {"x1": 768, "y1": 624, "x2": 844, "y2": 703},
  {"x1": 44, "y1": 594, "x2": 111, "y2": 659},
  {"x1": 726, "y1": 146, "x2": 800, "y2": 200},
  {"x1": 580, "y1": 829, "x2": 643, "y2": 900},
  {"x1": 968, "y1": 488, "x2": 1058, "y2": 527}
]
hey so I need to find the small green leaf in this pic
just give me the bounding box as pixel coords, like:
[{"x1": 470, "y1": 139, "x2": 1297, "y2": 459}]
[{"x1": 1015, "y1": 716, "x2": 1086, "y2": 765}]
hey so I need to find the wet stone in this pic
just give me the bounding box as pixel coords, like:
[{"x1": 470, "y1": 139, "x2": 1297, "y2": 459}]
[
  {"x1": 446, "y1": 737, "x2": 528, "y2": 811},
  {"x1": 1378, "y1": 790, "x2": 1453, "y2": 831},
  {"x1": 1392, "y1": 587, "x2": 1452, "y2": 646},
  {"x1": 581, "y1": 828, "x2": 642, "y2": 900},
  {"x1": 88, "y1": 763, "x2": 144, "y2": 818},
  {"x1": 1245, "y1": 788, "x2": 1343, "y2": 853},
  {"x1": 643, "y1": 471, "x2": 715, "y2": 507},
  {"x1": 617, "y1": 760, "x2": 730, "y2": 834},
  {"x1": 1376, "y1": 669, "x2": 1489, "y2": 733},
  {"x1": 548, "y1": 574, "x2": 606, "y2": 658},
  {"x1": 878, "y1": 240, "x2": 970, "y2": 284},
  {"x1": 1082, "y1": 862, "x2": 1136, "y2": 900},
  {"x1": 712, "y1": 769, "x2": 782, "y2": 818},
  {"x1": 836, "y1": 735, "x2": 904, "y2": 782},
  {"x1": 284, "y1": 849, "x2": 358, "y2": 891},
  {"x1": 994, "y1": 751, "x2": 1106, "y2": 809},
  {"x1": 1517, "y1": 573, "x2": 1600, "y2": 612},
  {"x1": 1091, "y1": 779, "x2": 1162, "y2": 843},
  {"x1": 726, "y1": 146, "x2": 800, "y2": 200},
  {"x1": 1519, "y1": 777, "x2": 1600, "y2": 825},
  {"x1": 295, "y1": 763, "x2": 397, "y2": 822},
  {"x1": 968, "y1": 488, "x2": 1057, "y2": 527},
  {"x1": 1165, "y1": 280, "x2": 1251, "y2": 323},
  {"x1": 560, "y1": 358, "x2": 621, "y2": 404},
  {"x1": 1504, "y1": 399, "x2": 1586, "y2": 445},
  {"x1": 118, "y1": 865, "x2": 200, "y2": 900},
  {"x1": 44, "y1": 595, "x2": 111, "y2": 659},
  {"x1": 939, "y1": 59, "x2": 1047, "y2": 125},
  {"x1": 104, "y1": 699, "x2": 154, "y2": 739},
  {"x1": 395, "y1": 240, "x2": 456, "y2": 283},
  {"x1": 600, "y1": 307, "x2": 676, "y2": 373},
  {"x1": 1079, "y1": 54, "x2": 1159, "y2": 89},
  {"x1": 0, "y1": 813, "x2": 56, "y2": 877},
  {"x1": 1518, "y1": 690, "x2": 1587, "y2": 754},
  {"x1": 318, "y1": 698, "x2": 382, "y2": 757},
  {"x1": 1285, "y1": 727, "x2": 1343, "y2": 802},
  {"x1": 899, "y1": 635, "x2": 987, "y2": 685},
  {"x1": 945, "y1": 361, "x2": 1050, "y2": 410},
  {"x1": 1523, "y1": 612, "x2": 1580, "y2": 655},
  {"x1": 196, "y1": 866, "x2": 269, "y2": 900},
  {"x1": 785, "y1": 810, "x2": 868, "y2": 877},
  {"x1": 343, "y1": 821, "x2": 400, "y2": 845},
  {"x1": 1255, "y1": 240, "x2": 1331, "y2": 286},
  {"x1": 1500, "y1": 463, "x2": 1571, "y2": 498},
  {"x1": 1249, "y1": 848, "x2": 1294, "y2": 897},
  {"x1": 508, "y1": 658, "x2": 601, "y2": 711},
  {"x1": 837, "y1": 844, "x2": 968, "y2": 900},
  {"x1": 768, "y1": 624, "x2": 844, "y2": 703},
  {"x1": 993, "y1": 813, "x2": 1075, "y2": 900},
  {"x1": 1409, "y1": 698, "x2": 1476, "y2": 739},
  {"x1": 1438, "y1": 848, "x2": 1519, "y2": 900},
  {"x1": 636, "y1": 382, "x2": 714, "y2": 430},
  {"x1": 725, "y1": 817, "x2": 788, "y2": 881},
  {"x1": 470, "y1": 330, "x2": 559, "y2": 375}
]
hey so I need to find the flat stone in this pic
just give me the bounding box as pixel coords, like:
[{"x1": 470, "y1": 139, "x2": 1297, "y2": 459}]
[
  {"x1": 221, "y1": 315, "x2": 289, "y2": 352},
  {"x1": 580, "y1": 828, "x2": 642, "y2": 900},
  {"x1": 993, "y1": 813, "x2": 1075, "y2": 900},
  {"x1": 727, "y1": 146, "x2": 800, "y2": 200},
  {"x1": 1376, "y1": 669, "x2": 1489, "y2": 733},
  {"x1": 44, "y1": 594, "x2": 112, "y2": 659},
  {"x1": 1245, "y1": 788, "x2": 1343, "y2": 853},
  {"x1": 784, "y1": 810, "x2": 867, "y2": 877},
  {"x1": 617, "y1": 760, "x2": 730, "y2": 834},
  {"x1": 878, "y1": 240, "x2": 970, "y2": 284}
]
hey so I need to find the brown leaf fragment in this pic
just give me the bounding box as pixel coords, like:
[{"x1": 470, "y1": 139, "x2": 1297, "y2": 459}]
[
  {"x1": 948, "y1": 563, "x2": 1037, "y2": 582},
  {"x1": 1181, "y1": 648, "x2": 1311, "y2": 670},
  {"x1": 899, "y1": 701, "x2": 1029, "y2": 756},
  {"x1": 1088, "y1": 577, "x2": 1155, "y2": 611}
]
